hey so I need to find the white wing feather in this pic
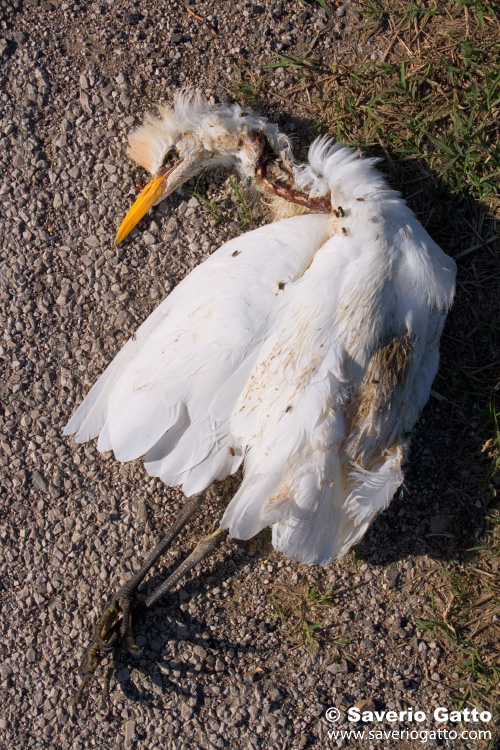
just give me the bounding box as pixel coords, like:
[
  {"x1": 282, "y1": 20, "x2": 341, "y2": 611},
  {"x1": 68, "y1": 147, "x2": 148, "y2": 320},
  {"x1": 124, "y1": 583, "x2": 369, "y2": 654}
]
[
  {"x1": 65, "y1": 213, "x2": 332, "y2": 488},
  {"x1": 66, "y1": 140, "x2": 456, "y2": 565}
]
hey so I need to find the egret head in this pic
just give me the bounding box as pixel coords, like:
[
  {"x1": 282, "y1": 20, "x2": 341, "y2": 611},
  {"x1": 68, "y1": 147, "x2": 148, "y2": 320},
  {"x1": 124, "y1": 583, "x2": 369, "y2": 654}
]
[{"x1": 115, "y1": 91, "x2": 295, "y2": 244}]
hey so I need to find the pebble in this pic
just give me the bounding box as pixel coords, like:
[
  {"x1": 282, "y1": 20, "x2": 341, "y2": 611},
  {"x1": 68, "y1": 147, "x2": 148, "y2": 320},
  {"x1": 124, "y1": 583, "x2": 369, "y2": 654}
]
[
  {"x1": 124, "y1": 720, "x2": 136, "y2": 743},
  {"x1": 32, "y1": 471, "x2": 49, "y2": 492},
  {"x1": 181, "y1": 703, "x2": 194, "y2": 721}
]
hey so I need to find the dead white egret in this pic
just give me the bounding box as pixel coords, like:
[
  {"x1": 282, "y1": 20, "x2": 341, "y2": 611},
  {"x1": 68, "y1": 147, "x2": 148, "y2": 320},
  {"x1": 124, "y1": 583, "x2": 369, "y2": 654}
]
[{"x1": 65, "y1": 91, "x2": 456, "y2": 701}]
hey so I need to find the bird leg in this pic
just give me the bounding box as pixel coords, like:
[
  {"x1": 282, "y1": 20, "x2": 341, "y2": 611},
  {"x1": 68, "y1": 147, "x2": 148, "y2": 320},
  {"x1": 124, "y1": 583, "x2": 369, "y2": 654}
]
[{"x1": 73, "y1": 493, "x2": 227, "y2": 707}]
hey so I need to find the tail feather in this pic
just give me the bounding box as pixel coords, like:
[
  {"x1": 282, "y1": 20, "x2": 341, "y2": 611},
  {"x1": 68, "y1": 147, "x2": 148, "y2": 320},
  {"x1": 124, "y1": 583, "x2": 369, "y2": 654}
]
[
  {"x1": 223, "y1": 413, "x2": 403, "y2": 565},
  {"x1": 220, "y1": 472, "x2": 284, "y2": 539},
  {"x1": 270, "y1": 451, "x2": 402, "y2": 565}
]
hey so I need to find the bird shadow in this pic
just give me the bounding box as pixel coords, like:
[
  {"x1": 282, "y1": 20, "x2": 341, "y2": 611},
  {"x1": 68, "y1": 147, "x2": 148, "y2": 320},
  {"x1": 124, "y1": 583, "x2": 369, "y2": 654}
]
[{"x1": 352, "y1": 149, "x2": 498, "y2": 572}]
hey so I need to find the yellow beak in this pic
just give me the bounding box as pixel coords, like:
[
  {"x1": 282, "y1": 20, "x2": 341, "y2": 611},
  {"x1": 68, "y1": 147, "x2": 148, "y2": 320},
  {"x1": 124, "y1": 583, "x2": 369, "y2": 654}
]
[{"x1": 115, "y1": 170, "x2": 172, "y2": 245}]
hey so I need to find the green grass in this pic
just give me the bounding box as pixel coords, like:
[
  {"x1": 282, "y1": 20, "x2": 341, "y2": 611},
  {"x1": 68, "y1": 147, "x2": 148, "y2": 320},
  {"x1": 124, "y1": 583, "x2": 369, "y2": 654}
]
[
  {"x1": 325, "y1": 4, "x2": 499, "y2": 726},
  {"x1": 232, "y1": 67, "x2": 261, "y2": 105},
  {"x1": 262, "y1": 50, "x2": 319, "y2": 71},
  {"x1": 190, "y1": 191, "x2": 223, "y2": 223},
  {"x1": 485, "y1": 403, "x2": 500, "y2": 483},
  {"x1": 189, "y1": 172, "x2": 225, "y2": 222},
  {"x1": 273, "y1": 1, "x2": 500, "y2": 217},
  {"x1": 302, "y1": 621, "x2": 325, "y2": 651},
  {"x1": 335, "y1": 49, "x2": 500, "y2": 208},
  {"x1": 229, "y1": 176, "x2": 254, "y2": 227},
  {"x1": 272, "y1": 582, "x2": 339, "y2": 651},
  {"x1": 306, "y1": 584, "x2": 335, "y2": 606},
  {"x1": 262, "y1": 34, "x2": 321, "y2": 71},
  {"x1": 191, "y1": 171, "x2": 258, "y2": 227}
]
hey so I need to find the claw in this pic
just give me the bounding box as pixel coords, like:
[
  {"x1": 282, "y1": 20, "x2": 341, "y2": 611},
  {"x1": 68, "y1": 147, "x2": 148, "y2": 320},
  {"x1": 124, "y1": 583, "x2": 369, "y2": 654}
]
[
  {"x1": 72, "y1": 592, "x2": 137, "y2": 708},
  {"x1": 95, "y1": 595, "x2": 124, "y2": 651},
  {"x1": 124, "y1": 614, "x2": 142, "y2": 654},
  {"x1": 102, "y1": 650, "x2": 117, "y2": 699},
  {"x1": 73, "y1": 641, "x2": 110, "y2": 708}
]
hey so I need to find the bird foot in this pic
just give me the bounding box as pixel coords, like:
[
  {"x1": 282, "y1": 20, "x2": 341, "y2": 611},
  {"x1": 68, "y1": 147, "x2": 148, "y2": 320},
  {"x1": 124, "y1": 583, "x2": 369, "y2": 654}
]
[
  {"x1": 71, "y1": 494, "x2": 226, "y2": 708},
  {"x1": 72, "y1": 586, "x2": 143, "y2": 708},
  {"x1": 94, "y1": 588, "x2": 142, "y2": 653}
]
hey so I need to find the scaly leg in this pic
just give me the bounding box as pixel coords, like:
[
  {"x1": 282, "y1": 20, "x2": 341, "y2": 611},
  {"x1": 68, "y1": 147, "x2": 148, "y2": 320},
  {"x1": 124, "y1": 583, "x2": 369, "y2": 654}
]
[{"x1": 73, "y1": 493, "x2": 227, "y2": 706}]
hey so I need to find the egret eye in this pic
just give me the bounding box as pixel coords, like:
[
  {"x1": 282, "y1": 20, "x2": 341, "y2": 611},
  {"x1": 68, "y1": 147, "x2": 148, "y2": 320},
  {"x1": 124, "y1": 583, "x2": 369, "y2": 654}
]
[{"x1": 163, "y1": 148, "x2": 179, "y2": 165}]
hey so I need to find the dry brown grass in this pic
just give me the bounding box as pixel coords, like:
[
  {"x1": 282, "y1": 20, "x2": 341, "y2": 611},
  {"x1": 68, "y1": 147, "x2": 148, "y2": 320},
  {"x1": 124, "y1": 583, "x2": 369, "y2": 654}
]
[{"x1": 416, "y1": 510, "x2": 500, "y2": 716}]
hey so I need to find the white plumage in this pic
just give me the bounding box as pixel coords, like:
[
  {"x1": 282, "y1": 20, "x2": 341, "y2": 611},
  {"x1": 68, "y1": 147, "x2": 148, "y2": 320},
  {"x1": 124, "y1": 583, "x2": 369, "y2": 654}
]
[{"x1": 65, "y1": 93, "x2": 456, "y2": 566}]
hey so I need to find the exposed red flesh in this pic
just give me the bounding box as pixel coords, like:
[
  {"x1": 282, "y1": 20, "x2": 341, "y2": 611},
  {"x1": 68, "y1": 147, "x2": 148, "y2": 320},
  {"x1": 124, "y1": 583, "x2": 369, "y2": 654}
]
[{"x1": 255, "y1": 161, "x2": 335, "y2": 215}]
